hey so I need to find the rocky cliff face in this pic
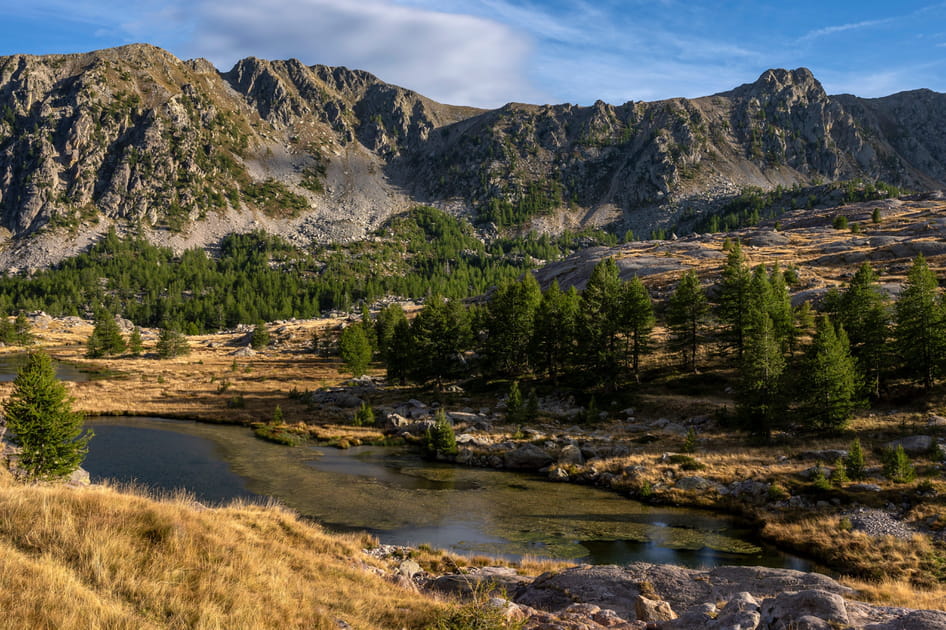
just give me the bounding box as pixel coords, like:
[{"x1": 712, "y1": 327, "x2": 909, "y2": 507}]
[{"x1": 0, "y1": 44, "x2": 943, "y2": 263}]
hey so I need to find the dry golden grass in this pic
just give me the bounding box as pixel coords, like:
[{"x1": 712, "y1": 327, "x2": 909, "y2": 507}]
[
  {"x1": 761, "y1": 515, "x2": 944, "y2": 588},
  {"x1": 842, "y1": 577, "x2": 946, "y2": 611},
  {"x1": 0, "y1": 476, "x2": 447, "y2": 629}
]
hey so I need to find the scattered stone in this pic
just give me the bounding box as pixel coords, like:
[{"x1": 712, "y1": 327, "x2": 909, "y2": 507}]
[
  {"x1": 759, "y1": 590, "x2": 849, "y2": 630},
  {"x1": 634, "y1": 595, "x2": 676, "y2": 622},
  {"x1": 558, "y1": 444, "x2": 584, "y2": 466},
  {"x1": 884, "y1": 435, "x2": 933, "y2": 455},
  {"x1": 503, "y1": 444, "x2": 554, "y2": 469}
]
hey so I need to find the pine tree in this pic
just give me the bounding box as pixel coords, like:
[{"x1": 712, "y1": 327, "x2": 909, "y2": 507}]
[
  {"x1": 425, "y1": 409, "x2": 457, "y2": 458},
  {"x1": 737, "y1": 304, "x2": 786, "y2": 436},
  {"x1": 384, "y1": 318, "x2": 412, "y2": 385},
  {"x1": 13, "y1": 313, "x2": 33, "y2": 345},
  {"x1": 506, "y1": 381, "x2": 523, "y2": 423},
  {"x1": 339, "y1": 323, "x2": 372, "y2": 377},
  {"x1": 767, "y1": 264, "x2": 795, "y2": 353},
  {"x1": 798, "y1": 315, "x2": 859, "y2": 430},
  {"x1": 3, "y1": 351, "x2": 91, "y2": 480},
  {"x1": 483, "y1": 274, "x2": 541, "y2": 377},
  {"x1": 250, "y1": 320, "x2": 270, "y2": 349},
  {"x1": 360, "y1": 304, "x2": 378, "y2": 353},
  {"x1": 156, "y1": 326, "x2": 190, "y2": 359},
  {"x1": 844, "y1": 437, "x2": 866, "y2": 480},
  {"x1": 375, "y1": 303, "x2": 407, "y2": 366},
  {"x1": 667, "y1": 271, "x2": 708, "y2": 372},
  {"x1": 579, "y1": 258, "x2": 625, "y2": 384},
  {"x1": 408, "y1": 295, "x2": 471, "y2": 386},
  {"x1": 621, "y1": 276, "x2": 655, "y2": 382},
  {"x1": 86, "y1": 309, "x2": 127, "y2": 358},
  {"x1": 895, "y1": 254, "x2": 944, "y2": 390},
  {"x1": 530, "y1": 281, "x2": 579, "y2": 380},
  {"x1": 127, "y1": 326, "x2": 144, "y2": 357},
  {"x1": 716, "y1": 242, "x2": 751, "y2": 359},
  {"x1": 0, "y1": 315, "x2": 16, "y2": 344},
  {"x1": 835, "y1": 263, "x2": 890, "y2": 397}
]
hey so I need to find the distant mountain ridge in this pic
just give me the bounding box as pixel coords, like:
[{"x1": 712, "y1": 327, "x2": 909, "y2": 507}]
[{"x1": 0, "y1": 44, "x2": 943, "y2": 266}]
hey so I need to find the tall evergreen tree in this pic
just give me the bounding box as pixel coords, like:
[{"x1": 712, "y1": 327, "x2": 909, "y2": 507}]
[
  {"x1": 155, "y1": 325, "x2": 190, "y2": 358},
  {"x1": 483, "y1": 274, "x2": 542, "y2": 377},
  {"x1": 716, "y1": 241, "x2": 751, "y2": 359},
  {"x1": 530, "y1": 281, "x2": 579, "y2": 381},
  {"x1": 737, "y1": 300, "x2": 786, "y2": 436},
  {"x1": 621, "y1": 276, "x2": 655, "y2": 382},
  {"x1": 86, "y1": 309, "x2": 126, "y2": 358},
  {"x1": 835, "y1": 263, "x2": 890, "y2": 397},
  {"x1": 3, "y1": 351, "x2": 91, "y2": 480},
  {"x1": 667, "y1": 271, "x2": 708, "y2": 372},
  {"x1": 339, "y1": 322, "x2": 372, "y2": 377},
  {"x1": 408, "y1": 295, "x2": 472, "y2": 385},
  {"x1": 13, "y1": 312, "x2": 33, "y2": 345},
  {"x1": 250, "y1": 320, "x2": 270, "y2": 349},
  {"x1": 767, "y1": 264, "x2": 795, "y2": 353},
  {"x1": 384, "y1": 318, "x2": 413, "y2": 385},
  {"x1": 894, "y1": 254, "x2": 944, "y2": 390},
  {"x1": 127, "y1": 326, "x2": 144, "y2": 357},
  {"x1": 798, "y1": 315, "x2": 859, "y2": 430},
  {"x1": 375, "y1": 303, "x2": 408, "y2": 365},
  {"x1": 579, "y1": 258, "x2": 624, "y2": 382}
]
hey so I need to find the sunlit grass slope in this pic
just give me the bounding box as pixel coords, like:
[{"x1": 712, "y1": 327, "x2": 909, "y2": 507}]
[{"x1": 0, "y1": 468, "x2": 444, "y2": 629}]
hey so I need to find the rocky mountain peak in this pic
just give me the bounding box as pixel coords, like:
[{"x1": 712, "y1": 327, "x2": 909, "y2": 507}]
[{"x1": 0, "y1": 46, "x2": 944, "y2": 269}]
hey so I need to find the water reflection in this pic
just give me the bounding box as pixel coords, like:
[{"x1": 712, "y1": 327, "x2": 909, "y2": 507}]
[
  {"x1": 84, "y1": 416, "x2": 812, "y2": 570},
  {"x1": 0, "y1": 352, "x2": 95, "y2": 382}
]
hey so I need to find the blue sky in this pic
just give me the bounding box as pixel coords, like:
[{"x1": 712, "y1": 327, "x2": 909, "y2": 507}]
[{"x1": 2, "y1": 1, "x2": 945, "y2": 108}]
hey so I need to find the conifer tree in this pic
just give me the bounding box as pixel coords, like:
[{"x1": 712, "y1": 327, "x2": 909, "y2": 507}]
[
  {"x1": 506, "y1": 381, "x2": 524, "y2": 423},
  {"x1": 156, "y1": 326, "x2": 190, "y2": 359},
  {"x1": 716, "y1": 242, "x2": 751, "y2": 359},
  {"x1": 86, "y1": 309, "x2": 126, "y2": 358},
  {"x1": 835, "y1": 263, "x2": 890, "y2": 397},
  {"x1": 894, "y1": 254, "x2": 944, "y2": 390},
  {"x1": 0, "y1": 314, "x2": 16, "y2": 344},
  {"x1": 483, "y1": 274, "x2": 541, "y2": 377},
  {"x1": 127, "y1": 326, "x2": 144, "y2": 357},
  {"x1": 408, "y1": 295, "x2": 472, "y2": 385},
  {"x1": 579, "y1": 258, "x2": 624, "y2": 382},
  {"x1": 767, "y1": 264, "x2": 795, "y2": 352},
  {"x1": 250, "y1": 320, "x2": 270, "y2": 350},
  {"x1": 738, "y1": 304, "x2": 786, "y2": 436},
  {"x1": 384, "y1": 318, "x2": 412, "y2": 385},
  {"x1": 530, "y1": 281, "x2": 579, "y2": 380},
  {"x1": 3, "y1": 351, "x2": 91, "y2": 480},
  {"x1": 338, "y1": 323, "x2": 372, "y2": 377},
  {"x1": 798, "y1": 315, "x2": 859, "y2": 430},
  {"x1": 13, "y1": 312, "x2": 33, "y2": 345},
  {"x1": 621, "y1": 276, "x2": 655, "y2": 382},
  {"x1": 667, "y1": 271, "x2": 708, "y2": 372},
  {"x1": 360, "y1": 304, "x2": 378, "y2": 353},
  {"x1": 375, "y1": 303, "x2": 408, "y2": 365}
]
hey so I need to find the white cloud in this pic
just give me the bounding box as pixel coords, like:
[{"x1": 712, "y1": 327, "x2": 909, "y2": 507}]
[
  {"x1": 175, "y1": 0, "x2": 540, "y2": 108},
  {"x1": 800, "y1": 18, "x2": 893, "y2": 42}
]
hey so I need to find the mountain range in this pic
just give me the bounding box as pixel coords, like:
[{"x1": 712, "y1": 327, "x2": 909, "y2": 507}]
[{"x1": 0, "y1": 43, "x2": 944, "y2": 267}]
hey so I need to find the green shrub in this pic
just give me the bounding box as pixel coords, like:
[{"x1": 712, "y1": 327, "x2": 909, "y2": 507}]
[
  {"x1": 668, "y1": 454, "x2": 704, "y2": 470},
  {"x1": 830, "y1": 457, "x2": 849, "y2": 484},
  {"x1": 353, "y1": 402, "x2": 375, "y2": 427},
  {"x1": 883, "y1": 445, "x2": 916, "y2": 483},
  {"x1": 425, "y1": 409, "x2": 457, "y2": 457},
  {"x1": 682, "y1": 427, "x2": 697, "y2": 453},
  {"x1": 811, "y1": 464, "x2": 832, "y2": 490},
  {"x1": 845, "y1": 438, "x2": 866, "y2": 480},
  {"x1": 832, "y1": 215, "x2": 849, "y2": 230}
]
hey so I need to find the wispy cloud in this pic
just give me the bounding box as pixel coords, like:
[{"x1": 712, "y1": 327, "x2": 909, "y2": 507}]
[
  {"x1": 177, "y1": 0, "x2": 539, "y2": 108},
  {"x1": 800, "y1": 17, "x2": 893, "y2": 41}
]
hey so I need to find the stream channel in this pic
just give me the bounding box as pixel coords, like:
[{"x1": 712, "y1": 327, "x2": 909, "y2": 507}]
[{"x1": 82, "y1": 416, "x2": 814, "y2": 570}]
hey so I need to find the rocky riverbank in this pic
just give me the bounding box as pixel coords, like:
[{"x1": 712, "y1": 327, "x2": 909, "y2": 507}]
[{"x1": 368, "y1": 544, "x2": 946, "y2": 629}]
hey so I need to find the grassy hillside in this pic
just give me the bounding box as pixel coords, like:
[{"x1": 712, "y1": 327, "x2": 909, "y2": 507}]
[{"x1": 0, "y1": 467, "x2": 446, "y2": 629}]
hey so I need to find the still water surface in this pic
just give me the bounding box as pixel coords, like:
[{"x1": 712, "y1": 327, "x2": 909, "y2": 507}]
[
  {"x1": 0, "y1": 352, "x2": 94, "y2": 382},
  {"x1": 84, "y1": 416, "x2": 813, "y2": 570}
]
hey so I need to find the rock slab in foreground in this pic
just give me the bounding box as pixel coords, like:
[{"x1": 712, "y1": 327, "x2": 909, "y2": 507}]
[{"x1": 502, "y1": 563, "x2": 946, "y2": 630}]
